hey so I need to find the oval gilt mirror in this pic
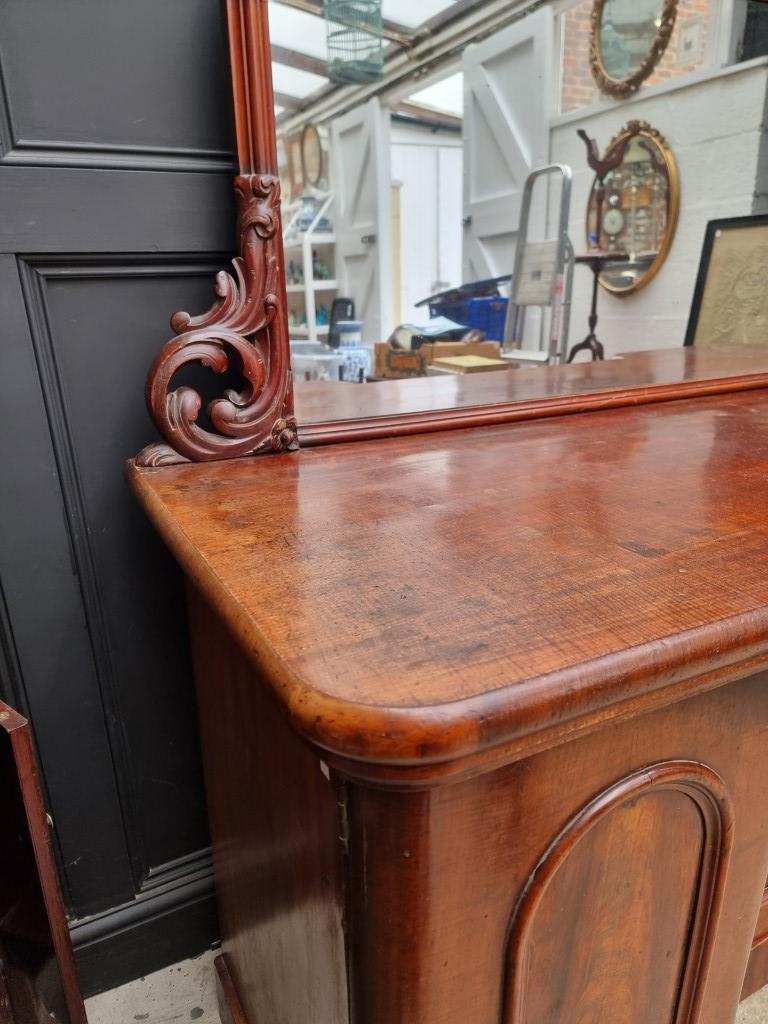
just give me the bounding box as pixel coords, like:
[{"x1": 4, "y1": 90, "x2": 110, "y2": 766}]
[
  {"x1": 586, "y1": 121, "x2": 679, "y2": 296},
  {"x1": 591, "y1": 0, "x2": 678, "y2": 98}
]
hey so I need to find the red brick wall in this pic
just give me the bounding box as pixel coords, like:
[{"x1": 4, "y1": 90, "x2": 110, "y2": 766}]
[{"x1": 560, "y1": 0, "x2": 712, "y2": 114}]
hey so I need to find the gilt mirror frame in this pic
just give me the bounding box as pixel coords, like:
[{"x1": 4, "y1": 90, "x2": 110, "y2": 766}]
[
  {"x1": 135, "y1": 0, "x2": 768, "y2": 468},
  {"x1": 586, "y1": 120, "x2": 680, "y2": 298},
  {"x1": 590, "y1": 0, "x2": 679, "y2": 100}
]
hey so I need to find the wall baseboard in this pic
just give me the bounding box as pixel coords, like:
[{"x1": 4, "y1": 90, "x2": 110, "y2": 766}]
[{"x1": 70, "y1": 851, "x2": 219, "y2": 997}]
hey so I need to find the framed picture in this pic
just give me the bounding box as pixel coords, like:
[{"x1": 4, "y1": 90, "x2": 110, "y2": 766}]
[{"x1": 684, "y1": 214, "x2": 768, "y2": 347}]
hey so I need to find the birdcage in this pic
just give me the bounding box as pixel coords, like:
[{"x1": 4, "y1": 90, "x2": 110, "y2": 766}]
[{"x1": 324, "y1": 0, "x2": 384, "y2": 85}]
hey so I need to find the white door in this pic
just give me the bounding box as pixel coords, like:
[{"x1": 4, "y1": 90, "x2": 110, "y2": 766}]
[
  {"x1": 462, "y1": 8, "x2": 554, "y2": 284},
  {"x1": 331, "y1": 98, "x2": 393, "y2": 345},
  {"x1": 391, "y1": 134, "x2": 463, "y2": 323}
]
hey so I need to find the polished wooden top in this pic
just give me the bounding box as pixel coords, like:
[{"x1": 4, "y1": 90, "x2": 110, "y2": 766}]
[
  {"x1": 129, "y1": 389, "x2": 768, "y2": 768},
  {"x1": 295, "y1": 345, "x2": 768, "y2": 427}
]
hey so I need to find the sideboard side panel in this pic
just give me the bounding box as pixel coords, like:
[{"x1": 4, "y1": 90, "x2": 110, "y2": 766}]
[{"x1": 186, "y1": 584, "x2": 349, "y2": 1024}]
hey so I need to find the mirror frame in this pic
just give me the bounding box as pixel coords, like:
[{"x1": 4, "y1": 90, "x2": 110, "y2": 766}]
[
  {"x1": 590, "y1": 0, "x2": 679, "y2": 99},
  {"x1": 586, "y1": 120, "x2": 680, "y2": 297},
  {"x1": 135, "y1": 0, "x2": 768, "y2": 468},
  {"x1": 137, "y1": 0, "x2": 297, "y2": 467}
]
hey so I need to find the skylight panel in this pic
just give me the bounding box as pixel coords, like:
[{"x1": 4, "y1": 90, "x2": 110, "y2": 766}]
[
  {"x1": 382, "y1": 0, "x2": 457, "y2": 29},
  {"x1": 271, "y1": 63, "x2": 329, "y2": 98},
  {"x1": 408, "y1": 72, "x2": 464, "y2": 116},
  {"x1": 268, "y1": 2, "x2": 329, "y2": 60}
]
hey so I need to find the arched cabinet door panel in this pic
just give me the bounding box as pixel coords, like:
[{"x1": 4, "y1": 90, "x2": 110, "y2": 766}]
[{"x1": 504, "y1": 762, "x2": 734, "y2": 1024}]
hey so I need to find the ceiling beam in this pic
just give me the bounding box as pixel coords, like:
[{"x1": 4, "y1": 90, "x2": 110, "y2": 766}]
[
  {"x1": 394, "y1": 101, "x2": 462, "y2": 131},
  {"x1": 274, "y1": 91, "x2": 304, "y2": 111},
  {"x1": 271, "y1": 43, "x2": 328, "y2": 77},
  {"x1": 272, "y1": 0, "x2": 415, "y2": 47},
  {"x1": 279, "y1": 0, "x2": 543, "y2": 134}
]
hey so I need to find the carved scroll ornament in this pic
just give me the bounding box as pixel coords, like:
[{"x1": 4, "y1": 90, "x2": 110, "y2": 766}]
[
  {"x1": 137, "y1": 0, "x2": 296, "y2": 467},
  {"x1": 136, "y1": 174, "x2": 297, "y2": 467}
]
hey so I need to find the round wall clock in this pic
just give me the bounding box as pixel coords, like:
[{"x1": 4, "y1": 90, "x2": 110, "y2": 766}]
[
  {"x1": 301, "y1": 124, "x2": 323, "y2": 188},
  {"x1": 603, "y1": 207, "x2": 625, "y2": 236}
]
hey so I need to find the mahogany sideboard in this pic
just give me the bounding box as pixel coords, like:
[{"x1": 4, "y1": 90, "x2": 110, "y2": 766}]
[{"x1": 129, "y1": 388, "x2": 768, "y2": 1024}]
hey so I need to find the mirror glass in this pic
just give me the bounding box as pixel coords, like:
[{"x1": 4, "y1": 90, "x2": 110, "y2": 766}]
[
  {"x1": 586, "y1": 126, "x2": 678, "y2": 295},
  {"x1": 598, "y1": 0, "x2": 666, "y2": 82},
  {"x1": 266, "y1": 0, "x2": 768, "y2": 432}
]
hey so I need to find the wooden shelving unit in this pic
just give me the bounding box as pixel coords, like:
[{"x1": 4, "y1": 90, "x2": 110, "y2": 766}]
[{"x1": 283, "y1": 194, "x2": 337, "y2": 343}]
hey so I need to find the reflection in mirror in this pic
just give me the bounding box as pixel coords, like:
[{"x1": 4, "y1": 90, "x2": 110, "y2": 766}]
[
  {"x1": 590, "y1": 0, "x2": 678, "y2": 97},
  {"x1": 265, "y1": 0, "x2": 768, "y2": 434},
  {"x1": 134, "y1": 0, "x2": 768, "y2": 466},
  {"x1": 586, "y1": 122, "x2": 679, "y2": 296},
  {"x1": 599, "y1": 0, "x2": 665, "y2": 80}
]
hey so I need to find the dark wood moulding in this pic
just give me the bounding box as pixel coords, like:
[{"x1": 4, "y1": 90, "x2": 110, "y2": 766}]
[{"x1": 295, "y1": 346, "x2": 768, "y2": 446}]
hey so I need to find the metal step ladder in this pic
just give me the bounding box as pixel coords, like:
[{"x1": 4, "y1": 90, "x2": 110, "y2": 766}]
[{"x1": 502, "y1": 164, "x2": 575, "y2": 366}]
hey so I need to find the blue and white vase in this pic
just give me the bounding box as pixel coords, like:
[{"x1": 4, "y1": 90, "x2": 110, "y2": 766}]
[{"x1": 338, "y1": 321, "x2": 370, "y2": 382}]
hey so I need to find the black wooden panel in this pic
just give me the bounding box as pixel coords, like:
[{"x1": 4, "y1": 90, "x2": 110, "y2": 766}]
[
  {"x1": 0, "y1": 255, "x2": 135, "y2": 915},
  {"x1": 0, "y1": 167, "x2": 235, "y2": 254},
  {"x1": 70, "y1": 862, "x2": 218, "y2": 998},
  {"x1": 0, "y1": 580, "x2": 26, "y2": 716},
  {"x1": 0, "y1": 0, "x2": 239, "y2": 988},
  {"x1": 25, "y1": 260, "x2": 224, "y2": 881},
  {"x1": 0, "y1": 0, "x2": 234, "y2": 171}
]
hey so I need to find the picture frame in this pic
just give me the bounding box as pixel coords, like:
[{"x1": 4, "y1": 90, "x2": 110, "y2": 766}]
[
  {"x1": 301, "y1": 123, "x2": 324, "y2": 188},
  {"x1": 585, "y1": 120, "x2": 680, "y2": 297},
  {"x1": 684, "y1": 214, "x2": 768, "y2": 347},
  {"x1": 289, "y1": 135, "x2": 305, "y2": 195}
]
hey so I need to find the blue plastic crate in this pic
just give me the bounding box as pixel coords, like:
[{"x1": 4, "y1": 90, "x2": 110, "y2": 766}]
[
  {"x1": 469, "y1": 297, "x2": 508, "y2": 341},
  {"x1": 427, "y1": 297, "x2": 473, "y2": 325}
]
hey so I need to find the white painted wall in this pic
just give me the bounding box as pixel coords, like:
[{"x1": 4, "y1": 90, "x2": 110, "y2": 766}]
[
  {"x1": 391, "y1": 122, "x2": 463, "y2": 324},
  {"x1": 551, "y1": 59, "x2": 768, "y2": 357}
]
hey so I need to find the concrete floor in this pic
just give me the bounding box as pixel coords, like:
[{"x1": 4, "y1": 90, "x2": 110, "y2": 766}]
[
  {"x1": 86, "y1": 950, "x2": 768, "y2": 1023},
  {"x1": 85, "y1": 951, "x2": 221, "y2": 1024},
  {"x1": 740, "y1": 986, "x2": 768, "y2": 1024}
]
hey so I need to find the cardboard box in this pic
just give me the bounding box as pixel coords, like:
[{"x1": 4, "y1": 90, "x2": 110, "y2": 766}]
[
  {"x1": 429, "y1": 355, "x2": 510, "y2": 374},
  {"x1": 374, "y1": 341, "x2": 501, "y2": 379}
]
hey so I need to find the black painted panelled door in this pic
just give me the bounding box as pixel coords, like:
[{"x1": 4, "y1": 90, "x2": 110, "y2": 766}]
[{"x1": 0, "y1": 0, "x2": 236, "y2": 994}]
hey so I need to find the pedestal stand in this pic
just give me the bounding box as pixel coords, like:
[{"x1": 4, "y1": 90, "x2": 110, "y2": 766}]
[{"x1": 567, "y1": 252, "x2": 630, "y2": 362}]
